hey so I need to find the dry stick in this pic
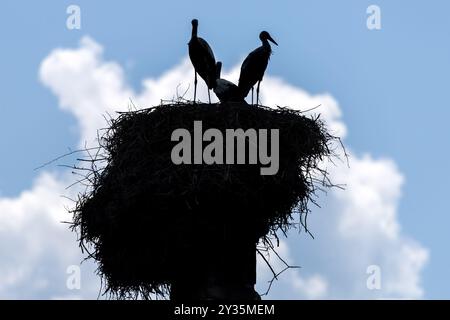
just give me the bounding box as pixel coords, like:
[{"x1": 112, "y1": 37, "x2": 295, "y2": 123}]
[
  {"x1": 301, "y1": 104, "x2": 322, "y2": 114},
  {"x1": 70, "y1": 171, "x2": 95, "y2": 186},
  {"x1": 175, "y1": 83, "x2": 191, "y2": 101},
  {"x1": 60, "y1": 195, "x2": 77, "y2": 203},
  {"x1": 258, "y1": 242, "x2": 301, "y2": 297},
  {"x1": 257, "y1": 249, "x2": 278, "y2": 281},
  {"x1": 273, "y1": 248, "x2": 300, "y2": 272},
  {"x1": 76, "y1": 158, "x2": 107, "y2": 163},
  {"x1": 97, "y1": 277, "x2": 104, "y2": 300},
  {"x1": 128, "y1": 98, "x2": 138, "y2": 112},
  {"x1": 65, "y1": 177, "x2": 92, "y2": 190},
  {"x1": 180, "y1": 83, "x2": 191, "y2": 101},
  {"x1": 85, "y1": 141, "x2": 94, "y2": 162},
  {"x1": 261, "y1": 265, "x2": 292, "y2": 297},
  {"x1": 58, "y1": 164, "x2": 93, "y2": 172},
  {"x1": 34, "y1": 147, "x2": 101, "y2": 171}
]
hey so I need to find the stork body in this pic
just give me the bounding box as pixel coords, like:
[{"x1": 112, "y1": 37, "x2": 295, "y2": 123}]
[
  {"x1": 214, "y1": 62, "x2": 244, "y2": 103},
  {"x1": 188, "y1": 19, "x2": 216, "y2": 103},
  {"x1": 238, "y1": 31, "x2": 278, "y2": 105}
]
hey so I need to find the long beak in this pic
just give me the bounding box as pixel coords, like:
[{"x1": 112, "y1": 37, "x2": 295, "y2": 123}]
[{"x1": 268, "y1": 35, "x2": 278, "y2": 46}]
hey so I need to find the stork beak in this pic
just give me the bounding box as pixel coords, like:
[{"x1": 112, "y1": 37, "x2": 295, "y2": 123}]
[{"x1": 268, "y1": 35, "x2": 278, "y2": 46}]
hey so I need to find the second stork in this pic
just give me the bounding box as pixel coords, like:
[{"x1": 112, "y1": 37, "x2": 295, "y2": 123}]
[
  {"x1": 214, "y1": 62, "x2": 244, "y2": 103},
  {"x1": 188, "y1": 19, "x2": 217, "y2": 103},
  {"x1": 238, "y1": 31, "x2": 278, "y2": 105}
]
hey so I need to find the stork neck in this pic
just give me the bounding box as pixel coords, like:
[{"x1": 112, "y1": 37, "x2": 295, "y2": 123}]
[
  {"x1": 261, "y1": 39, "x2": 272, "y2": 53},
  {"x1": 216, "y1": 64, "x2": 222, "y2": 80},
  {"x1": 192, "y1": 25, "x2": 198, "y2": 38}
]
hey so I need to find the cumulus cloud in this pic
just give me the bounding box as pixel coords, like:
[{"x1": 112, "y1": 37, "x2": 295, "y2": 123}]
[
  {"x1": 0, "y1": 173, "x2": 100, "y2": 299},
  {"x1": 257, "y1": 155, "x2": 428, "y2": 299},
  {"x1": 0, "y1": 36, "x2": 427, "y2": 299},
  {"x1": 256, "y1": 240, "x2": 328, "y2": 299}
]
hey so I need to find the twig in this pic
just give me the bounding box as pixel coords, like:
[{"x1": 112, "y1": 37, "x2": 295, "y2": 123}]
[{"x1": 34, "y1": 147, "x2": 101, "y2": 170}]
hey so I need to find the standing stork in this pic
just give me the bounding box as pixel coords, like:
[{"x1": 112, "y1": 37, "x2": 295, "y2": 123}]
[
  {"x1": 188, "y1": 19, "x2": 216, "y2": 103},
  {"x1": 238, "y1": 31, "x2": 278, "y2": 106},
  {"x1": 214, "y1": 62, "x2": 244, "y2": 103}
]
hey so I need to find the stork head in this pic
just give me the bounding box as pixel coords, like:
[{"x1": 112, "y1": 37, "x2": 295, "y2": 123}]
[
  {"x1": 260, "y1": 31, "x2": 278, "y2": 46},
  {"x1": 191, "y1": 19, "x2": 199, "y2": 38}
]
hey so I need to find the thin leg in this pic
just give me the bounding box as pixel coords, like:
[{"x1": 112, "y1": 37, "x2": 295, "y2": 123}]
[
  {"x1": 194, "y1": 71, "x2": 198, "y2": 103},
  {"x1": 208, "y1": 90, "x2": 211, "y2": 104},
  {"x1": 251, "y1": 87, "x2": 254, "y2": 105},
  {"x1": 256, "y1": 81, "x2": 261, "y2": 106}
]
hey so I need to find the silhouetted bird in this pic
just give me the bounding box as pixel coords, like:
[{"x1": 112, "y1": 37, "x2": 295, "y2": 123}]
[
  {"x1": 238, "y1": 31, "x2": 278, "y2": 105},
  {"x1": 214, "y1": 62, "x2": 244, "y2": 103},
  {"x1": 188, "y1": 19, "x2": 216, "y2": 104}
]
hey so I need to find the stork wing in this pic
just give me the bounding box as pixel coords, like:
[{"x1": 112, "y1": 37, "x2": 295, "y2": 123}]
[
  {"x1": 238, "y1": 48, "x2": 266, "y2": 96},
  {"x1": 198, "y1": 38, "x2": 215, "y2": 62},
  {"x1": 196, "y1": 38, "x2": 216, "y2": 88}
]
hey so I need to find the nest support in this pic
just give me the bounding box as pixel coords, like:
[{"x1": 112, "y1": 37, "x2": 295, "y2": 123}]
[{"x1": 70, "y1": 101, "x2": 340, "y2": 299}]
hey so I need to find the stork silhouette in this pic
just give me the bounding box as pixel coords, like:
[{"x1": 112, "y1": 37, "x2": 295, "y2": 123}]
[
  {"x1": 214, "y1": 62, "x2": 244, "y2": 103},
  {"x1": 238, "y1": 31, "x2": 278, "y2": 106},
  {"x1": 188, "y1": 19, "x2": 216, "y2": 104}
]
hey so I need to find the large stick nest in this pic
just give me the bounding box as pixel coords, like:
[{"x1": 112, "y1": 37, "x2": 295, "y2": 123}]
[{"x1": 70, "y1": 101, "x2": 340, "y2": 299}]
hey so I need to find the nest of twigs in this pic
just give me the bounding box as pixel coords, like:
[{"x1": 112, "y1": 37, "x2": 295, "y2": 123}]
[{"x1": 70, "y1": 101, "x2": 340, "y2": 299}]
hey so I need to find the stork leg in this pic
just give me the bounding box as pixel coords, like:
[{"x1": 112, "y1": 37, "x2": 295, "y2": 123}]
[
  {"x1": 256, "y1": 81, "x2": 261, "y2": 106},
  {"x1": 193, "y1": 71, "x2": 198, "y2": 103},
  {"x1": 251, "y1": 87, "x2": 254, "y2": 105}
]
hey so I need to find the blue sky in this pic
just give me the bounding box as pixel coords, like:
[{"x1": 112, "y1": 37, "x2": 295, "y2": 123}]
[{"x1": 0, "y1": 0, "x2": 449, "y2": 298}]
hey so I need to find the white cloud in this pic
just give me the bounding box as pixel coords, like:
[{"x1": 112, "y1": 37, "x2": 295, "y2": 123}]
[
  {"x1": 0, "y1": 36, "x2": 427, "y2": 299},
  {"x1": 257, "y1": 154, "x2": 428, "y2": 299},
  {"x1": 39, "y1": 37, "x2": 133, "y2": 145},
  {"x1": 257, "y1": 240, "x2": 328, "y2": 299},
  {"x1": 0, "y1": 173, "x2": 100, "y2": 299}
]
